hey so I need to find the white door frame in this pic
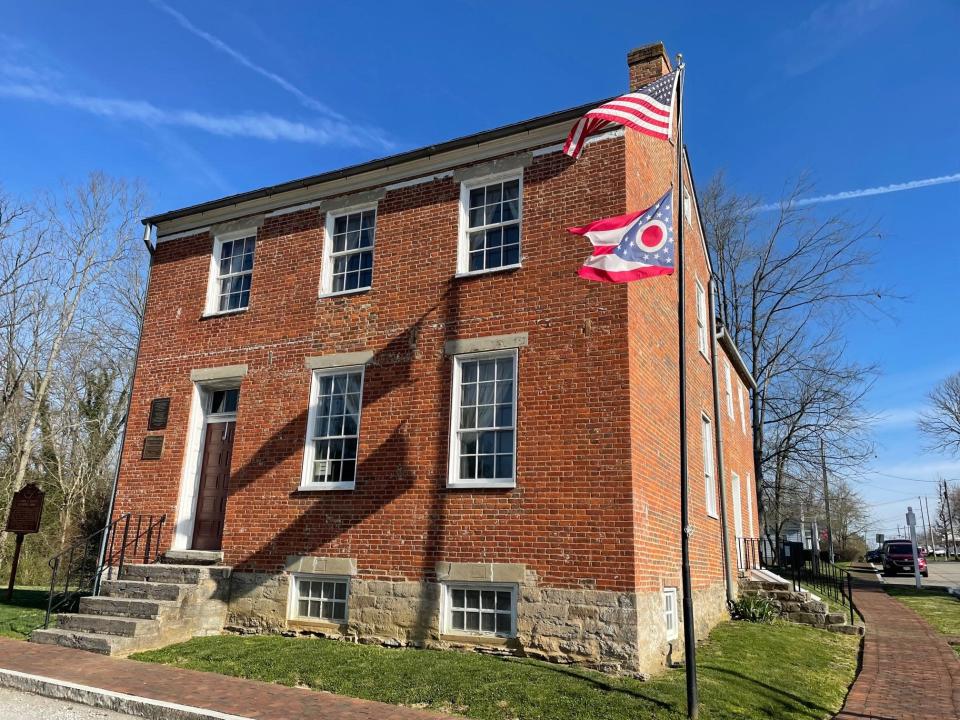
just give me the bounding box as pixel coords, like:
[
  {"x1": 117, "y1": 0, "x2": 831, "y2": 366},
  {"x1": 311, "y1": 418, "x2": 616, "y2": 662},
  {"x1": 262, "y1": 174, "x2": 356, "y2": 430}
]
[
  {"x1": 731, "y1": 472, "x2": 744, "y2": 569},
  {"x1": 172, "y1": 380, "x2": 240, "y2": 550}
]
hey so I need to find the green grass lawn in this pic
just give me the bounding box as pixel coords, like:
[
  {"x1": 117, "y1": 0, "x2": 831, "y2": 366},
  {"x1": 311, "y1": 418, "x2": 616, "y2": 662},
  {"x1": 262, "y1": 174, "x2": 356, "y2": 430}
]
[
  {"x1": 133, "y1": 621, "x2": 859, "y2": 720},
  {"x1": 0, "y1": 588, "x2": 48, "y2": 639},
  {"x1": 884, "y1": 585, "x2": 960, "y2": 654}
]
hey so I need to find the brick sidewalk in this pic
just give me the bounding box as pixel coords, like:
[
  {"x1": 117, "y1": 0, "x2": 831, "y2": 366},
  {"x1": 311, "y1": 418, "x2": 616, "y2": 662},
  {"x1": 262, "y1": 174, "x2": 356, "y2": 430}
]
[
  {"x1": 0, "y1": 637, "x2": 455, "y2": 720},
  {"x1": 835, "y1": 568, "x2": 960, "y2": 720}
]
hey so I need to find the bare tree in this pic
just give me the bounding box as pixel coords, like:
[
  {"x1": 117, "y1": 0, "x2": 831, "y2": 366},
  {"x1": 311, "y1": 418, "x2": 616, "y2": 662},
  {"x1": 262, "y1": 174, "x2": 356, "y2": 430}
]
[
  {"x1": 917, "y1": 372, "x2": 960, "y2": 456},
  {"x1": 701, "y1": 173, "x2": 886, "y2": 541}
]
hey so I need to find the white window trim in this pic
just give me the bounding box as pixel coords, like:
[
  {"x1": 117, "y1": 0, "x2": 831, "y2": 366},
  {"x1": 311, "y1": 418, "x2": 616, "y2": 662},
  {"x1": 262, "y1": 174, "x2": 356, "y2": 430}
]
[
  {"x1": 746, "y1": 473, "x2": 755, "y2": 537},
  {"x1": 299, "y1": 364, "x2": 365, "y2": 491},
  {"x1": 724, "y1": 361, "x2": 734, "y2": 418},
  {"x1": 695, "y1": 278, "x2": 708, "y2": 360},
  {"x1": 440, "y1": 582, "x2": 518, "y2": 638},
  {"x1": 287, "y1": 573, "x2": 351, "y2": 624},
  {"x1": 702, "y1": 413, "x2": 718, "y2": 519},
  {"x1": 738, "y1": 383, "x2": 747, "y2": 434},
  {"x1": 447, "y1": 348, "x2": 518, "y2": 489},
  {"x1": 320, "y1": 203, "x2": 377, "y2": 298},
  {"x1": 456, "y1": 171, "x2": 523, "y2": 277},
  {"x1": 663, "y1": 587, "x2": 679, "y2": 641},
  {"x1": 204, "y1": 228, "x2": 257, "y2": 316}
]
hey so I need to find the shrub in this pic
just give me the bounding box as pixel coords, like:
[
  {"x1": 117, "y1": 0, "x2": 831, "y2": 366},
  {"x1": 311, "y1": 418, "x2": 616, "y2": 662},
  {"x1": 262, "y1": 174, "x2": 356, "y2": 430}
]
[{"x1": 733, "y1": 594, "x2": 779, "y2": 623}]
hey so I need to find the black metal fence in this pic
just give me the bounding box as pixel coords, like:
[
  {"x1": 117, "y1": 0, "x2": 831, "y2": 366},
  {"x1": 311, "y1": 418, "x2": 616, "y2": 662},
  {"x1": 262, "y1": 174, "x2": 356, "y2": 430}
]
[{"x1": 44, "y1": 512, "x2": 166, "y2": 628}]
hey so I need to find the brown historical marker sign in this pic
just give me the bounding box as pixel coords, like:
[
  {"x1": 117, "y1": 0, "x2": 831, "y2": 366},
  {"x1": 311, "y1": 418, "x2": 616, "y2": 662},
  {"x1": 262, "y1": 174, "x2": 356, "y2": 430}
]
[
  {"x1": 5, "y1": 483, "x2": 44, "y2": 534},
  {"x1": 148, "y1": 397, "x2": 171, "y2": 430}
]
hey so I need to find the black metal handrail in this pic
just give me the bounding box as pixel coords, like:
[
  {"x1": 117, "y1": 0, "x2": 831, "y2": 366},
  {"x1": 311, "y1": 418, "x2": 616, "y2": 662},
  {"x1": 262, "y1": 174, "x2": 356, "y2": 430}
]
[
  {"x1": 737, "y1": 536, "x2": 858, "y2": 625},
  {"x1": 44, "y1": 512, "x2": 166, "y2": 628}
]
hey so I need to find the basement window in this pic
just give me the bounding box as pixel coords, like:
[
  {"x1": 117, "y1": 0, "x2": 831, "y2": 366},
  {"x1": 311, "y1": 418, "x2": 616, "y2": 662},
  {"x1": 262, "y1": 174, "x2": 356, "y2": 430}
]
[
  {"x1": 443, "y1": 583, "x2": 516, "y2": 638},
  {"x1": 663, "y1": 588, "x2": 678, "y2": 640},
  {"x1": 290, "y1": 575, "x2": 349, "y2": 623}
]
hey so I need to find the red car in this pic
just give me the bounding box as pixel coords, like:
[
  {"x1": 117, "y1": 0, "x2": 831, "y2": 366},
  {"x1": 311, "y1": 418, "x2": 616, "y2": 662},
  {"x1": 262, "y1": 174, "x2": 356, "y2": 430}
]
[{"x1": 882, "y1": 541, "x2": 928, "y2": 577}]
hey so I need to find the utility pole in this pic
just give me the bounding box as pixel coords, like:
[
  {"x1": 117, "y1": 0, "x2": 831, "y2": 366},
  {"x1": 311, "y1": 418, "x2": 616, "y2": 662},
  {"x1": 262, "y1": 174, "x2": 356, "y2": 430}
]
[
  {"x1": 819, "y1": 439, "x2": 834, "y2": 563},
  {"x1": 906, "y1": 507, "x2": 922, "y2": 590},
  {"x1": 924, "y1": 496, "x2": 935, "y2": 561},
  {"x1": 944, "y1": 479, "x2": 958, "y2": 560},
  {"x1": 917, "y1": 496, "x2": 930, "y2": 557}
]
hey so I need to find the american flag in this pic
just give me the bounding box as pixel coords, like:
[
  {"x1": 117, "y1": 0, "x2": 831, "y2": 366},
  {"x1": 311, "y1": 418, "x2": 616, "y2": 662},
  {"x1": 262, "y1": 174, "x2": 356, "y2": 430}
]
[
  {"x1": 571, "y1": 188, "x2": 675, "y2": 283},
  {"x1": 563, "y1": 70, "x2": 679, "y2": 158}
]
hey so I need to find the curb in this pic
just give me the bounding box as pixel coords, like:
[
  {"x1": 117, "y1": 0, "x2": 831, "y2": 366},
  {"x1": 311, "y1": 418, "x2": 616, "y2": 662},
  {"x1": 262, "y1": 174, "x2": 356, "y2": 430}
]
[{"x1": 0, "y1": 667, "x2": 252, "y2": 720}]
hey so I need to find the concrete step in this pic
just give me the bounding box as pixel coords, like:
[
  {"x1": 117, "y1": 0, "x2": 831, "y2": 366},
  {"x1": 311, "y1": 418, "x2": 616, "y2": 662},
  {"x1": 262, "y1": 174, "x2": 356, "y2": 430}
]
[
  {"x1": 79, "y1": 595, "x2": 177, "y2": 620},
  {"x1": 57, "y1": 613, "x2": 158, "y2": 638},
  {"x1": 120, "y1": 563, "x2": 230, "y2": 585},
  {"x1": 827, "y1": 623, "x2": 865, "y2": 636},
  {"x1": 29, "y1": 628, "x2": 140, "y2": 656},
  {"x1": 99, "y1": 579, "x2": 187, "y2": 602},
  {"x1": 162, "y1": 549, "x2": 223, "y2": 566}
]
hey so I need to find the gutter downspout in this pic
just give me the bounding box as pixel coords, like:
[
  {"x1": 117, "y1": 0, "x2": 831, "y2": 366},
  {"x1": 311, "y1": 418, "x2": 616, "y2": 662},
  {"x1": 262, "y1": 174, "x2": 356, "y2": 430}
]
[
  {"x1": 94, "y1": 223, "x2": 156, "y2": 593},
  {"x1": 708, "y1": 277, "x2": 736, "y2": 606}
]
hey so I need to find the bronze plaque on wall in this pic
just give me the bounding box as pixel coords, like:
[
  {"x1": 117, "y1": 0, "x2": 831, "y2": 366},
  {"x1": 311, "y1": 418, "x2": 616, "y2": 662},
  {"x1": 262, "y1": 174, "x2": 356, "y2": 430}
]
[
  {"x1": 141, "y1": 435, "x2": 164, "y2": 460},
  {"x1": 5, "y1": 483, "x2": 44, "y2": 534},
  {"x1": 148, "y1": 397, "x2": 171, "y2": 430}
]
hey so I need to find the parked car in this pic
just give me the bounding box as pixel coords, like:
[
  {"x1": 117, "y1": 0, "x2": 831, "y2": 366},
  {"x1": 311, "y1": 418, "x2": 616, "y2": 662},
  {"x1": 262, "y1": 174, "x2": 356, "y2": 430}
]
[
  {"x1": 932, "y1": 546, "x2": 947, "y2": 556},
  {"x1": 881, "y1": 541, "x2": 928, "y2": 577},
  {"x1": 865, "y1": 549, "x2": 882, "y2": 563}
]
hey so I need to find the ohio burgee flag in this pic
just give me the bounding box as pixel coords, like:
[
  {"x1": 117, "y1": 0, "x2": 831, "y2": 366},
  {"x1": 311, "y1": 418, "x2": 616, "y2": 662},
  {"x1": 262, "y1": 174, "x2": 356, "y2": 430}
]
[{"x1": 571, "y1": 189, "x2": 675, "y2": 283}]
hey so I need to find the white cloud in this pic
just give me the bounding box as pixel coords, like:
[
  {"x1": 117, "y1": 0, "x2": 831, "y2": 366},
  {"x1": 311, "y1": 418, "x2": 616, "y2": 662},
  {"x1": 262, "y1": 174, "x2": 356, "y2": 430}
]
[
  {"x1": 755, "y1": 173, "x2": 960, "y2": 212},
  {"x1": 148, "y1": 0, "x2": 343, "y2": 120},
  {"x1": 0, "y1": 82, "x2": 390, "y2": 149},
  {"x1": 871, "y1": 406, "x2": 923, "y2": 429}
]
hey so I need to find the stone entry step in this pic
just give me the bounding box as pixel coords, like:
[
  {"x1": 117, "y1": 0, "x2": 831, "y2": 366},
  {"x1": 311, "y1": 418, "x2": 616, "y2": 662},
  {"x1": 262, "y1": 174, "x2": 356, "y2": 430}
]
[{"x1": 29, "y1": 553, "x2": 232, "y2": 656}]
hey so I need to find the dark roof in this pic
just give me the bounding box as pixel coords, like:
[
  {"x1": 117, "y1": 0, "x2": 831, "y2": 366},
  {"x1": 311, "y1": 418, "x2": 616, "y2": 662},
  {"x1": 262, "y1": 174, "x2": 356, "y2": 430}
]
[{"x1": 143, "y1": 97, "x2": 613, "y2": 226}]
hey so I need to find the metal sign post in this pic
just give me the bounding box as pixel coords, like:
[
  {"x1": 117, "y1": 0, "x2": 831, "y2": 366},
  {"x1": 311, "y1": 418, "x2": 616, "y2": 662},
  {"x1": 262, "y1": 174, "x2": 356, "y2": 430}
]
[
  {"x1": 906, "y1": 507, "x2": 921, "y2": 590},
  {"x1": 4, "y1": 483, "x2": 45, "y2": 600}
]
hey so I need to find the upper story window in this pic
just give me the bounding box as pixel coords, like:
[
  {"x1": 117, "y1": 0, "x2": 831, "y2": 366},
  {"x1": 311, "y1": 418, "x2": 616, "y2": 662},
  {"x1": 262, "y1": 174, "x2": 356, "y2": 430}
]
[
  {"x1": 701, "y1": 413, "x2": 718, "y2": 518},
  {"x1": 738, "y1": 383, "x2": 747, "y2": 434},
  {"x1": 207, "y1": 232, "x2": 256, "y2": 314},
  {"x1": 458, "y1": 175, "x2": 522, "y2": 275},
  {"x1": 322, "y1": 207, "x2": 376, "y2": 296},
  {"x1": 448, "y1": 350, "x2": 517, "y2": 488},
  {"x1": 724, "y1": 361, "x2": 734, "y2": 418},
  {"x1": 300, "y1": 366, "x2": 364, "y2": 490},
  {"x1": 695, "y1": 279, "x2": 708, "y2": 358}
]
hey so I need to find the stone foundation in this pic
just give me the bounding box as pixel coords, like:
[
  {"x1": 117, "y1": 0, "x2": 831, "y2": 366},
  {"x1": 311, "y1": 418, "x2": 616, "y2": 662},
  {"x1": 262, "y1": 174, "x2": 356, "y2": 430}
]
[{"x1": 225, "y1": 568, "x2": 732, "y2": 677}]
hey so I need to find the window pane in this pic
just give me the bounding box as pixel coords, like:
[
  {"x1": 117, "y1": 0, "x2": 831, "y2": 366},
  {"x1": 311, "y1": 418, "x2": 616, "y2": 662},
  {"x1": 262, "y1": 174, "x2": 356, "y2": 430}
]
[
  {"x1": 495, "y1": 454, "x2": 512, "y2": 479},
  {"x1": 503, "y1": 179, "x2": 519, "y2": 200},
  {"x1": 465, "y1": 590, "x2": 480, "y2": 609},
  {"x1": 298, "y1": 599, "x2": 309, "y2": 617},
  {"x1": 461, "y1": 361, "x2": 478, "y2": 383},
  {"x1": 465, "y1": 612, "x2": 480, "y2": 631},
  {"x1": 459, "y1": 455, "x2": 476, "y2": 480},
  {"x1": 331, "y1": 603, "x2": 346, "y2": 620},
  {"x1": 481, "y1": 613, "x2": 495, "y2": 632},
  {"x1": 478, "y1": 454, "x2": 495, "y2": 478},
  {"x1": 496, "y1": 591, "x2": 511, "y2": 611},
  {"x1": 486, "y1": 183, "x2": 502, "y2": 204},
  {"x1": 495, "y1": 612, "x2": 511, "y2": 633},
  {"x1": 334, "y1": 582, "x2": 347, "y2": 601},
  {"x1": 481, "y1": 591, "x2": 495, "y2": 610},
  {"x1": 452, "y1": 589, "x2": 465, "y2": 608},
  {"x1": 452, "y1": 611, "x2": 465, "y2": 630}
]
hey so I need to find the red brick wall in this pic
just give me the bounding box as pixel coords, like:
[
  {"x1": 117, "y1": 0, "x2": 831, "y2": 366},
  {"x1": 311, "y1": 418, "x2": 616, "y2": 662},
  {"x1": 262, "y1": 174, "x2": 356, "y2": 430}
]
[{"x1": 114, "y1": 135, "x2": 652, "y2": 591}]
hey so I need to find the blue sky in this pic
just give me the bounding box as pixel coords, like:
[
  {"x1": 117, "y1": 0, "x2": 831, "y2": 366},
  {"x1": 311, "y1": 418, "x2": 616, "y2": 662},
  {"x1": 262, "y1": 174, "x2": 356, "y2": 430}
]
[{"x1": 2, "y1": 1, "x2": 958, "y2": 538}]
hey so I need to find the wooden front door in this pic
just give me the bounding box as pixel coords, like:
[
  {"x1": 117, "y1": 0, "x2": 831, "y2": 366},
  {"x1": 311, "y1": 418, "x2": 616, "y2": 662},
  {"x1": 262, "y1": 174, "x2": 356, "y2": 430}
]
[{"x1": 192, "y1": 421, "x2": 235, "y2": 551}]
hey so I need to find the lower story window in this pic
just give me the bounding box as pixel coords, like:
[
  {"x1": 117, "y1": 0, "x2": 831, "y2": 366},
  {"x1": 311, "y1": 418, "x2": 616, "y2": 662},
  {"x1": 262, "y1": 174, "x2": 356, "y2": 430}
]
[
  {"x1": 663, "y1": 587, "x2": 678, "y2": 640},
  {"x1": 292, "y1": 576, "x2": 349, "y2": 622},
  {"x1": 444, "y1": 583, "x2": 516, "y2": 637}
]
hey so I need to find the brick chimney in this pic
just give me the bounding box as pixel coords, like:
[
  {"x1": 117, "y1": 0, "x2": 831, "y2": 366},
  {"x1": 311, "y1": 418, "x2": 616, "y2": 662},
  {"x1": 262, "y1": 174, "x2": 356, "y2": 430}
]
[{"x1": 627, "y1": 42, "x2": 671, "y2": 92}]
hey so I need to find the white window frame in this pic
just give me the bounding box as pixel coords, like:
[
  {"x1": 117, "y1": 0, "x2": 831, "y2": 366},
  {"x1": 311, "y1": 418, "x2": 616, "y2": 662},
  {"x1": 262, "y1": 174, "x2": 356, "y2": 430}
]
[
  {"x1": 682, "y1": 187, "x2": 692, "y2": 224},
  {"x1": 663, "y1": 587, "x2": 679, "y2": 641},
  {"x1": 746, "y1": 473, "x2": 755, "y2": 537},
  {"x1": 447, "y1": 349, "x2": 518, "y2": 489},
  {"x1": 288, "y1": 573, "x2": 350, "y2": 624},
  {"x1": 457, "y1": 171, "x2": 523, "y2": 277},
  {"x1": 702, "y1": 413, "x2": 718, "y2": 518},
  {"x1": 724, "y1": 361, "x2": 734, "y2": 418},
  {"x1": 738, "y1": 383, "x2": 747, "y2": 434},
  {"x1": 299, "y1": 365, "x2": 365, "y2": 491},
  {"x1": 320, "y1": 203, "x2": 377, "y2": 297},
  {"x1": 441, "y1": 582, "x2": 517, "y2": 638},
  {"x1": 695, "y1": 278, "x2": 708, "y2": 359},
  {"x1": 205, "y1": 228, "x2": 257, "y2": 315}
]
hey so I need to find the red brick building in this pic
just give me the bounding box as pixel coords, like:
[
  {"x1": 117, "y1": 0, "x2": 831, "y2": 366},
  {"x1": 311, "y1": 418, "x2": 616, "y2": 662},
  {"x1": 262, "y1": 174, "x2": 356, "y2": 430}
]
[{"x1": 110, "y1": 42, "x2": 759, "y2": 675}]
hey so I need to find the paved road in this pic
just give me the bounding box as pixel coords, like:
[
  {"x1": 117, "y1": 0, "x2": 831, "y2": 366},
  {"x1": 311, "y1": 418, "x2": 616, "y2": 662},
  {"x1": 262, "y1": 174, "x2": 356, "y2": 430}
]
[
  {"x1": 873, "y1": 559, "x2": 960, "y2": 589},
  {"x1": 0, "y1": 686, "x2": 133, "y2": 719}
]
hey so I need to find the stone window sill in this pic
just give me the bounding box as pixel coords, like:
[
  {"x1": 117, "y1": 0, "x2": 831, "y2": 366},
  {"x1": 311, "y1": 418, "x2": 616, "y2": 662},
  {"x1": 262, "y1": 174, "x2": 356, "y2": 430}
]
[
  {"x1": 287, "y1": 618, "x2": 346, "y2": 633},
  {"x1": 440, "y1": 633, "x2": 514, "y2": 647}
]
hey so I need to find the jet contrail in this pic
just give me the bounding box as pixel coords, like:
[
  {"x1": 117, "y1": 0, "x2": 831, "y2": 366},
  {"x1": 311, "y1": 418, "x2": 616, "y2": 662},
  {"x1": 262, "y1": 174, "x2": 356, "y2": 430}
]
[
  {"x1": 755, "y1": 172, "x2": 960, "y2": 212},
  {"x1": 148, "y1": 0, "x2": 344, "y2": 121}
]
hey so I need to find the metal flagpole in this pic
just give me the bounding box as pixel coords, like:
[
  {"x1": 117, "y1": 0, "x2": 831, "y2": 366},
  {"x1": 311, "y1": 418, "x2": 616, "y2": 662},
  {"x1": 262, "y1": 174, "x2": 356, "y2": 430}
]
[{"x1": 673, "y1": 54, "x2": 698, "y2": 720}]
